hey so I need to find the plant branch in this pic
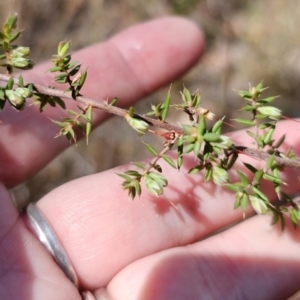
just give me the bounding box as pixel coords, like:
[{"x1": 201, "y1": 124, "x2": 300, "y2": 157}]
[
  {"x1": 1, "y1": 73, "x2": 300, "y2": 170},
  {"x1": 235, "y1": 146, "x2": 300, "y2": 170},
  {"x1": 0, "y1": 73, "x2": 184, "y2": 133}
]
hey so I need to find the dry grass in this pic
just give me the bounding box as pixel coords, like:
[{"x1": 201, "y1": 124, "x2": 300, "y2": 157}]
[{"x1": 2, "y1": 0, "x2": 300, "y2": 208}]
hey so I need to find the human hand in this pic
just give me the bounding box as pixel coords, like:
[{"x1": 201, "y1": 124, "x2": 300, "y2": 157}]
[{"x1": 1, "y1": 17, "x2": 300, "y2": 300}]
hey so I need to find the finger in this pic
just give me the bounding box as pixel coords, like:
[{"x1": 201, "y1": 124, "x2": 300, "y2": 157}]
[
  {"x1": 37, "y1": 119, "x2": 300, "y2": 289},
  {"x1": 104, "y1": 215, "x2": 300, "y2": 300},
  {"x1": 0, "y1": 17, "x2": 205, "y2": 188},
  {"x1": 0, "y1": 183, "x2": 80, "y2": 299}
]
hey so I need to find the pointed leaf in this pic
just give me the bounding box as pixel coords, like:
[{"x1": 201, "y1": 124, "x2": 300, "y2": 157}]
[
  {"x1": 143, "y1": 142, "x2": 158, "y2": 156},
  {"x1": 233, "y1": 118, "x2": 255, "y2": 126},
  {"x1": 162, "y1": 155, "x2": 176, "y2": 169},
  {"x1": 243, "y1": 163, "x2": 258, "y2": 174},
  {"x1": 161, "y1": 86, "x2": 171, "y2": 121}
]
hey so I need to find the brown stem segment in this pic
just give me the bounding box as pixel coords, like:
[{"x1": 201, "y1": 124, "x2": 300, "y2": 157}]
[{"x1": 235, "y1": 146, "x2": 300, "y2": 170}]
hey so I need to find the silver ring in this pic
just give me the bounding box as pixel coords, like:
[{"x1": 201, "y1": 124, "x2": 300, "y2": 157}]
[{"x1": 26, "y1": 203, "x2": 79, "y2": 288}]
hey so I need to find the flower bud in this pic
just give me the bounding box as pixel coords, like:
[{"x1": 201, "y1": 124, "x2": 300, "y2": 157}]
[
  {"x1": 58, "y1": 41, "x2": 71, "y2": 57},
  {"x1": 257, "y1": 106, "x2": 281, "y2": 119},
  {"x1": 125, "y1": 114, "x2": 149, "y2": 135},
  {"x1": 11, "y1": 46, "x2": 30, "y2": 57},
  {"x1": 5, "y1": 89, "x2": 25, "y2": 107}
]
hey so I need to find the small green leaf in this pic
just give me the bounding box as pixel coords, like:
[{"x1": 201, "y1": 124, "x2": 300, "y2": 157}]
[
  {"x1": 192, "y1": 92, "x2": 201, "y2": 107},
  {"x1": 0, "y1": 97, "x2": 6, "y2": 110},
  {"x1": 18, "y1": 75, "x2": 24, "y2": 87},
  {"x1": 254, "y1": 170, "x2": 264, "y2": 184},
  {"x1": 183, "y1": 143, "x2": 195, "y2": 153},
  {"x1": 0, "y1": 31, "x2": 6, "y2": 40},
  {"x1": 161, "y1": 86, "x2": 171, "y2": 122},
  {"x1": 263, "y1": 128, "x2": 275, "y2": 145},
  {"x1": 210, "y1": 135, "x2": 233, "y2": 150},
  {"x1": 273, "y1": 134, "x2": 286, "y2": 149},
  {"x1": 204, "y1": 167, "x2": 212, "y2": 182},
  {"x1": 237, "y1": 170, "x2": 249, "y2": 186},
  {"x1": 233, "y1": 118, "x2": 255, "y2": 126},
  {"x1": 144, "y1": 173, "x2": 166, "y2": 196},
  {"x1": 58, "y1": 41, "x2": 71, "y2": 56},
  {"x1": 243, "y1": 163, "x2": 258, "y2": 174},
  {"x1": 212, "y1": 166, "x2": 228, "y2": 185},
  {"x1": 7, "y1": 14, "x2": 18, "y2": 30},
  {"x1": 234, "y1": 192, "x2": 243, "y2": 209},
  {"x1": 54, "y1": 97, "x2": 66, "y2": 109},
  {"x1": 241, "y1": 193, "x2": 248, "y2": 210},
  {"x1": 263, "y1": 173, "x2": 284, "y2": 185},
  {"x1": 241, "y1": 104, "x2": 255, "y2": 112},
  {"x1": 0, "y1": 89, "x2": 5, "y2": 100},
  {"x1": 177, "y1": 135, "x2": 183, "y2": 170},
  {"x1": 182, "y1": 87, "x2": 192, "y2": 104},
  {"x1": 212, "y1": 119, "x2": 223, "y2": 134},
  {"x1": 51, "y1": 119, "x2": 68, "y2": 127},
  {"x1": 271, "y1": 210, "x2": 279, "y2": 226},
  {"x1": 257, "y1": 106, "x2": 281, "y2": 119},
  {"x1": 162, "y1": 155, "x2": 176, "y2": 169},
  {"x1": 255, "y1": 82, "x2": 264, "y2": 91},
  {"x1": 203, "y1": 132, "x2": 220, "y2": 142},
  {"x1": 182, "y1": 124, "x2": 192, "y2": 135},
  {"x1": 258, "y1": 122, "x2": 275, "y2": 129},
  {"x1": 225, "y1": 183, "x2": 241, "y2": 192},
  {"x1": 6, "y1": 77, "x2": 14, "y2": 90},
  {"x1": 193, "y1": 138, "x2": 202, "y2": 155},
  {"x1": 143, "y1": 142, "x2": 158, "y2": 156},
  {"x1": 8, "y1": 31, "x2": 21, "y2": 43},
  {"x1": 117, "y1": 173, "x2": 133, "y2": 182},
  {"x1": 125, "y1": 170, "x2": 141, "y2": 177},
  {"x1": 188, "y1": 165, "x2": 204, "y2": 174},
  {"x1": 86, "y1": 105, "x2": 93, "y2": 144},
  {"x1": 290, "y1": 208, "x2": 300, "y2": 228},
  {"x1": 67, "y1": 127, "x2": 76, "y2": 142},
  {"x1": 68, "y1": 110, "x2": 79, "y2": 117},
  {"x1": 257, "y1": 96, "x2": 278, "y2": 104},
  {"x1": 148, "y1": 172, "x2": 167, "y2": 187},
  {"x1": 15, "y1": 87, "x2": 31, "y2": 98},
  {"x1": 133, "y1": 180, "x2": 142, "y2": 197},
  {"x1": 47, "y1": 66, "x2": 63, "y2": 73},
  {"x1": 69, "y1": 64, "x2": 81, "y2": 76},
  {"x1": 197, "y1": 114, "x2": 206, "y2": 136},
  {"x1": 110, "y1": 97, "x2": 118, "y2": 106},
  {"x1": 238, "y1": 91, "x2": 252, "y2": 99},
  {"x1": 266, "y1": 155, "x2": 275, "y2": 169},
  {"x1": 252, "y1": 186, "x2": 268, "y2": 202},
  {"x1": 78, "y1": 70, "x2": 87, "y2": 88},
  {"x1": 255, "y1": 135, "x2": 264, "y2": 148},
  {"x1": 246, "y1": 130, "x2": 256, "y2": 138},
  {"x1": 5, "y1": 90, "x2": 24, "y2": 107},
  {"x1": 125, "y1": 114, "x2": 149, "y2": 135},
  {"x1": 249, "y1": 195, "x2": 268, "y2": 215},
  {"x1": 226, "y1": 152, "x2": 238, "y2": 170},
  {"x1": 133, "y1": 162, "x2": 146, "y2": 170}
]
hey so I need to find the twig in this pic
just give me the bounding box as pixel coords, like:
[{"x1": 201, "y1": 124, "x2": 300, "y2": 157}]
[{"x1": 1, "y1": 73, "x2": 300, "y2": 170}]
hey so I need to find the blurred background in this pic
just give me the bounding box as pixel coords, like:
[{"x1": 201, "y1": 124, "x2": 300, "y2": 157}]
[{"x1": 1, "y1": 0, "x2": 300, "y2": 208}]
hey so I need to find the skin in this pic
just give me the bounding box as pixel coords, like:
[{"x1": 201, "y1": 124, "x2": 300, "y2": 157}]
[{"x1": 1, "y1": 17, "x2": 300, "y2": 300}]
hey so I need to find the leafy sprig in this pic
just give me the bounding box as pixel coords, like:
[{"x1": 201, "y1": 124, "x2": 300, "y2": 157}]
[{"x1": 1, "y1": 14, "x2": 300, "y2": 229}]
